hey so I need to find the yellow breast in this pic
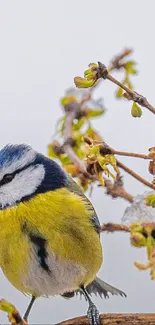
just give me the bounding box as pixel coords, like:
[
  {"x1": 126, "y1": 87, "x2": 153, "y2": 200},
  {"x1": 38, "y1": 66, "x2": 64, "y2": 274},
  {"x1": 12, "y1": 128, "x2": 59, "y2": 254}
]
[{"x1": 0, "y1": 188, "x2": 103, "y2": 294}]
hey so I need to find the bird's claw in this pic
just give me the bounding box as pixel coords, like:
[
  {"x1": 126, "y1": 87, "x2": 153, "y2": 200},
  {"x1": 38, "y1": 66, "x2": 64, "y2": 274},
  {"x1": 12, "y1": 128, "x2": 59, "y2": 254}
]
[{"x1": 87, "y1": 303, "x2": 100, "y2": 325}]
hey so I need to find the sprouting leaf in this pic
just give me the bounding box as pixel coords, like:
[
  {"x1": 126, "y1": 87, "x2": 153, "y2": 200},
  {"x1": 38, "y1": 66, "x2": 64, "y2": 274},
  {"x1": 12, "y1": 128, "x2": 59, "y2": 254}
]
[
  {"x1": 74, "y1": 77, "x2": 96, "y2": 88},
  {"x1": 64, "y1": 164, "x2": 79, "y2": 177},
  {"x1": 116, "y1": 87, "x2": 124, "y2": 98},
  {"x1": 145, "y1": 194, "x2": 155, "y2": 208},
  {"x1": 98, "y1": 173, "x2": 105, "y2": 186},
  {"x1": 122, "y1": 75, "x2": 133, "y2": 91},
  {"x1": 55, "y1": 116, "x2": 66, "y2": 135},
  {"x1": 87, "y1": 145, "x2": 100, "y2": 159},
  {"x1": 97, "y1": 155, "x2": 115, "y2": 179},
  {"x1": 99, "y1": 154, "x2": 118, "y2": 172},
  {"x1": 126, "y1": 78, "x2": 133, "y2": 91},
  {"x1": 86, "y1": 126, "x2": 103, "y2": 141},
  {"x1": 48, "y1": 144, "x2": 58, "y2": 158},
  {"x1": 0, "y1": 299, "x2": 26, "y2": 325},
  {"x1": 59, "y1": 154, "x2": 72, "y2": 166},
  {"x1": 73, "y1": 118, "x2": 85, "y2": 131},
  {"x1": 129, "y1": 222, "x2": 155, "y2": 279},
  {"x1": 124, "y1": 61, "x2": 137, "y2": 75},
  {"x1": 61, "y1": 96, "x2": 77, "y2": 107},
  {"x1": 131, "y1": 102, "x2": 142, "y2": 117},
  {"x1": 85, "y1": 108, "x2": 104, "y2": 118}
]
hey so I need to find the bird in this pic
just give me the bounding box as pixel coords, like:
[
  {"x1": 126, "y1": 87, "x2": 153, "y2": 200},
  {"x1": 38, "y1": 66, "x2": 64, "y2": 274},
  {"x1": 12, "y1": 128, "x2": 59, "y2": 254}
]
[{"x1": 0, "y1": 144, "x2": 126, "y2": 325}]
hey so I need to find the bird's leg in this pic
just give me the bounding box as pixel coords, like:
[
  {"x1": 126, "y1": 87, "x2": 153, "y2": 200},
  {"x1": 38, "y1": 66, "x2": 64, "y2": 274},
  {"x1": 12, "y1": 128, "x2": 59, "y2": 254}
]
[
  {"x1": 23, "y1": 295, "x2": 36, "y2": 322},
  {"x1": 81, "y1": 286, "x2": 100, "y2": 325}
]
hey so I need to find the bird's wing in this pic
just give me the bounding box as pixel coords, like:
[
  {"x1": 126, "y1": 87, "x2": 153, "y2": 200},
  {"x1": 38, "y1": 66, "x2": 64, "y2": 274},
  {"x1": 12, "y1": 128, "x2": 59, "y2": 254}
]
[
  {"x1": 62, "y1": 276, "x2": 126, "y2": 299},
  {"x1": 66, "y1": 175, "x2": 100, "y2": 234}
]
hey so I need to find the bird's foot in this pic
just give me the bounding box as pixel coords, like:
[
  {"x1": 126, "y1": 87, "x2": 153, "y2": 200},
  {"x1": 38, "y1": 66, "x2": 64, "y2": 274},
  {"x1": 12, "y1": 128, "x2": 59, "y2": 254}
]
[{"x1": 87, "y1": 303, "x2": 100, "y2": 325}]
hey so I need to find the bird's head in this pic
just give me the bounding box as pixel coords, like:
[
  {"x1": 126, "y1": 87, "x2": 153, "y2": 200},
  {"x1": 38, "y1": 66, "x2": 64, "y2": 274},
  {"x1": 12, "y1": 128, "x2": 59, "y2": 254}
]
[{"x1": 0, "y1": 144, "x2": 67, "y2": 210}]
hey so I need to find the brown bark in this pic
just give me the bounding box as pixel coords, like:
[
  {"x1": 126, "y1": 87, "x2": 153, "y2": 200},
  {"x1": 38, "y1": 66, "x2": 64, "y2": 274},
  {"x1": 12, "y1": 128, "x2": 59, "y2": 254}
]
[{"x1": 57, "y1": 313, "x2": 155, "y2": 325}]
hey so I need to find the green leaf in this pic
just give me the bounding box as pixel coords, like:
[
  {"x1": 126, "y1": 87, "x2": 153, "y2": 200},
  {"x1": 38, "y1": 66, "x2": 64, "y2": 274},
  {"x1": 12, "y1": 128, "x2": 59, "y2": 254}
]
[
  {"x1": 74, "y1": 77, "x2": 96, "y2": 88},
  {"x1": 55, "y1": 116, "x2": 66, "y2": 134},
  {"x1": 145, "y1": 194, "x2": 155, "y2": 208},
  {"x1": 116, "y1": 87, "x2": 124, "y2": 98},
  {"x1": 61, "y1": 96, "x2": 77, "y2": 107},
  {"x1": 124, "y1": 61, "x2": 137, "y2": 75},
  {"x1": 48, "y1": 144, "x2": 58, "y2": 158},
  {"x1": 131, "y1": 102, "x2": 142, "y2": 118},
  {"x1": 73, "y1": 118, "x2": 85, "y2": 130},
  {"x1": 86, "y1": 109, "x2": 104, "y2": 118}
]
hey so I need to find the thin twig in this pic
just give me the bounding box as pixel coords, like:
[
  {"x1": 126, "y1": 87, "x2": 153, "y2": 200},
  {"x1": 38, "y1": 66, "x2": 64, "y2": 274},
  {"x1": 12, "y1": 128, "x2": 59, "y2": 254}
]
[
  {"x1": 109, "y1": 48, "x2": 133, "y2": 71},
  {"x1": 90, "y1": 140, "x2": 155, "y2": 191},
  {"x1": 104, "y1": 178, "x2": 134, "y2": 203},
  {"x1": 117, "y1": 160, "x2": 155, "y2": 190},
  {"x1": 57, "y1": 313, "x2": 155, "y2": 325},
  {"x1": 100, "y1": 223, "x2": 130, "y2": 233},
  {"x1": 113, "y1": 150, "x2": 150, "y2": 160},
  {"x1": 63, "y1": 107, "x2": 89, "y2": 177}
]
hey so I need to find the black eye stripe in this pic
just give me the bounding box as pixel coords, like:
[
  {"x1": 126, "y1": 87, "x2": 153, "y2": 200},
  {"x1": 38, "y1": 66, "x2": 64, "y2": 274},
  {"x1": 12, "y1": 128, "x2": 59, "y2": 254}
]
[
  {"x1": 0, "y1": 174, "x2": 15, "y2": 185},
  {"x1": 0, "y1": 161, "x2": 37, "y2": 186}
]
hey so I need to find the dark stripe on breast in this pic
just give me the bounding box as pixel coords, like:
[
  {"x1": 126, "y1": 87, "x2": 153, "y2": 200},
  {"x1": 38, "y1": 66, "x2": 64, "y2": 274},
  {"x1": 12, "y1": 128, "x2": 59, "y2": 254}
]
[
  {"x1": 29, "y1": 234, "x2": 50, "y2": 273},
  {"x1": 21, "y1": 221, "x2": 50, "y2": 273}
]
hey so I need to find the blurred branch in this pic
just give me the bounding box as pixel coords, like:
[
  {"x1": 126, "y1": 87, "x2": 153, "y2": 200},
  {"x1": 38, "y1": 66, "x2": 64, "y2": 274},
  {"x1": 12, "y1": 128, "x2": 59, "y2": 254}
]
[
  {"x1": 103, "y1": 176, "x2": 133, "y2": 202},
  {"x1": 63, "y1": 105, "x2": 89, "y2": 177},
  {"x1": 57, "y1": 313, "x2": 155, "y2": 325},
  {"x1": 100, "y1": 223, "x2": 130, "y2": 233},
  {"x1": 109, "y1": 48, "x2": 133, "y2": 71}
]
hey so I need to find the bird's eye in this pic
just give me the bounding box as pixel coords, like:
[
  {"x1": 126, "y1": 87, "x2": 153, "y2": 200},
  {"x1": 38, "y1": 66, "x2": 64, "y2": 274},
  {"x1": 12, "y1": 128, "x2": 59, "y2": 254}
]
[{"x1": 1, "y1": 173, "x2": 15, "y2": 185}]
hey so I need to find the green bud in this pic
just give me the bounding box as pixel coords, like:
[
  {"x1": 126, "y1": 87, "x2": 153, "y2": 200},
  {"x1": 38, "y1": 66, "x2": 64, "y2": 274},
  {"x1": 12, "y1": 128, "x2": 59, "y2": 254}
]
[{"x1": 131, "y1": 102, "x2": 142, "y2": 117}]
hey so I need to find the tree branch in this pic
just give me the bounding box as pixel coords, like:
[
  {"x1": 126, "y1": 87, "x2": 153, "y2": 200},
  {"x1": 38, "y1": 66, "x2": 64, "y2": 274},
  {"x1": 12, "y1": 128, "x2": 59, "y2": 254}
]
[
  {"x1": 57, "y1": 313, "x2": 155, "y2": 325},
  {"x1": 90, "y1": 139, "x2": 155, "y2": 190},
  {"x1": 117, "y1": 160, "x2": 155, "y2": 190},
  {"x1": 97, "y1": 62, "x2": 155, "y2": 115},
  {"x1": 109, "y1": 48, "x2": 133, "y2": 71},
  {"x1": 100, "y1": 223, "x2": 130, "y2": 233}
]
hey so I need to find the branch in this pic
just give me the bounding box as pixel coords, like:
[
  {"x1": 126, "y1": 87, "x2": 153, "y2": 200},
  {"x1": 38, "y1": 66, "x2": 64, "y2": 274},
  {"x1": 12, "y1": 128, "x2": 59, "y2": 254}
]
[
  {"x1": 117, "y1": 160, "x2": 155, "y2": 190},
  {"x1": 109, "y1": 48, "x2": 133, "y2": 71},
  {"x1": 111, "y1": 150, "x2": 150, "y2": 160},
  {"x1": 104, "y1": 177, "x2": 133, "y2": 203},
  {"x1": 90, "y1": 139, "x2": 155, "y2": 191},
  {"x1": 57, "y1": 313, "x2": 155, "y2": 325},
  {"x1": 63, "y1": 105, "x2": 90, "y2": 178},
  {"x1": 98, "y1": 62, "x2": 155, "y2": 115},
  {"x1": 62, "y1": 101, "x2": 133, "y2": 203},
  {"x1": 100, "y1": 223, "x2": 130, "y2": 233}
]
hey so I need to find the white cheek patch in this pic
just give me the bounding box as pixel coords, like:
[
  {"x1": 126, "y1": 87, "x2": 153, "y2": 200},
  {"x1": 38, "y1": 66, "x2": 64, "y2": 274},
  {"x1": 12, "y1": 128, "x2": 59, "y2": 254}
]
[
  {"x1": 0, "y1": 164, "x2": 45, "y2": 208},
  {"x1": 0, "y1": 149, "x2": 36, "y2": 181}
]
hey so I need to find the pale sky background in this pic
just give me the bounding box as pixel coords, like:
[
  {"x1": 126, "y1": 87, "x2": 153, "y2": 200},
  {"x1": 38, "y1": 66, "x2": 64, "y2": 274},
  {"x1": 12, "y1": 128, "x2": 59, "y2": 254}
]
[{"x1": 0, "y1": 1, "x2": 155, "y2": 324}]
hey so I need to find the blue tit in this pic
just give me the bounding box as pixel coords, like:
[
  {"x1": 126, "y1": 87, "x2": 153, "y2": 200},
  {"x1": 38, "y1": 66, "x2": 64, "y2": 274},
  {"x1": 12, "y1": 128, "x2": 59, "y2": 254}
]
[{"x1": 0, "y1": 144, "x2": 126, "y2": 325}]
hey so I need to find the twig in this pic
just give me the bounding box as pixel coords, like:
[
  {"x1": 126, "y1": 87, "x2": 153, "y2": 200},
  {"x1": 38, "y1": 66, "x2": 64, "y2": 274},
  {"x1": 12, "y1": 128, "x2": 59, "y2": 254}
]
[
  {"x1": 104, "y1": 177, "x2": 134, "y2": 203},
  {"x1": 109, "y1": 48, "x2": 133, "y2": 71},
  {"x1": 57, "y1": 313, "x2": 155, "y2": 325},
  {"x1": 62, "y1": 97, "x2": 133, "y2": 203},
  {"x1": 63, "y1": 106, "x2": 89, "y2": 177},
  {"x1": 100, "y1": 223, "x2": 130, "y2": 233},
  {"x1": 84, "y1": 48, "x2": 133, "y2": 95},
  {"x1": 117, "y1": 160, "x2": 155, "y2": 190},
  {"x1": 97, "y1": 62, "x2": 155, "y2": 115},
  {"x1": 112, "y1": 150, "x2": 150, "y2": 160},
  {"x1": 89, "y1": 140, "x2": 155, "y2": 191}
]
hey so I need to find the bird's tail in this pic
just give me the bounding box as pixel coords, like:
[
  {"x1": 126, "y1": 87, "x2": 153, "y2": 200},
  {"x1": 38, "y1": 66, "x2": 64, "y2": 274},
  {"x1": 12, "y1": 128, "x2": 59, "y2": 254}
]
[
  {"x1": 85, "y1": 276, "x2": 127, "y2": 299},
  {"x1": 62, "y1": 276, "x2": 127, "y2": 299}
]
